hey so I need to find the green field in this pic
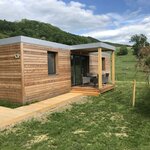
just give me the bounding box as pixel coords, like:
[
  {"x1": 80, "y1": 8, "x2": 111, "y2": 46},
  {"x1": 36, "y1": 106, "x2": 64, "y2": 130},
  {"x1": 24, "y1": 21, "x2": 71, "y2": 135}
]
[
  {"x1": 115, "y1": 48, "x2": 146, "y2": 82},
  {"x1": 0, "y1": 83, "x2": 149, "y2": 150}
]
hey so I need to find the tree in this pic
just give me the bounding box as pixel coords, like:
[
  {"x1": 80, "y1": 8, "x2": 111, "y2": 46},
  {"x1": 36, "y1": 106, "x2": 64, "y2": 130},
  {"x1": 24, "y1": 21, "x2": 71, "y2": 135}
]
[
  {"x1": 130, "y1": 34, "x2": 149, "y2": 57},
  {"x1": 0, "y1": 19, "x2": 99, "y2": 44},
  {"x1": 129, "y1": 34, "x2": 150, "y2": 84},
  {"x1": 117, "y1": 46, "x2": 128, "y2": 56},
  {"x1": 138, "y1": 47, "x2": 150, "y2": 84}
]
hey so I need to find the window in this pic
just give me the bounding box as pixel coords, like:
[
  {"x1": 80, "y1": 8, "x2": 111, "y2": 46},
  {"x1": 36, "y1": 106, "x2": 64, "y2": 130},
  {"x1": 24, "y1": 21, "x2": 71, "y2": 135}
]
[
  {"x1": 102, "y1": 57, "x2": 105, "y2": 70},
  {"x1": 48, "y1": 52, "x2": 56, "y2": 74}
]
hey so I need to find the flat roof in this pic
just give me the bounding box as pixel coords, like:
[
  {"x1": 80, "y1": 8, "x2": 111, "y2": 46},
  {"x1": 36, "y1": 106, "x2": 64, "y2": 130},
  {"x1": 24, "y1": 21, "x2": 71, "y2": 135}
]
[
  {"x1": 90, "y1": 52, "x2": 111, "y2": 57},
  {"x1": 71, "y1": 42, "x2": 115, "y2": 51},
  {"x1": 0, "y1": 36, "x2": 70, "y2": 50},
  {"x1": 0, "y1": 36, "x2": 115, "y2": 51}
]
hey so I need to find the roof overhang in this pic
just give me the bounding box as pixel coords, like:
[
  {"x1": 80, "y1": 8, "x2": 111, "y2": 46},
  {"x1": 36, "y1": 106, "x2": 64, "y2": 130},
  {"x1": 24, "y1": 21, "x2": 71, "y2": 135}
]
[
  {"x1": 0, "y1": 36, "x2": 116, "y2": 51},
  {"x1": 0, "y1": 36, "x2": 70, "y2": 50},
  {"x1": 70, "y1": 42, "x2": 115, "y2": 52}
]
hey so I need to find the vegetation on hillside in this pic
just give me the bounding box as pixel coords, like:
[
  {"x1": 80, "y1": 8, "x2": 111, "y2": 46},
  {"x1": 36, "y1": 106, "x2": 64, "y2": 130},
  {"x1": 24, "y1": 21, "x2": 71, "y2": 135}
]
[
  {"x1": 130, "y1": 34, "x2": 150, "y2": 84},
  {"x1": 0, "y1": 19, "x2": 128, "y2": 47},
  {"x1": 139, "y1": 47, "x2": 150, "y2": 84},
  {"x1": 104, "y1": 41, "x2": 130, "y2": 47},
  {"x1": 0, "y1": 19, "x2": 99, "y2": 45},
  {"x1": 130, "y1": 34, "x2": 149, "y2": 56},
  {"x1": 115, "y1": 47, "x2": 146, "y2": 81},
  {"x1": 117, "y1": 46, "x2": 128, "y2": 56}
]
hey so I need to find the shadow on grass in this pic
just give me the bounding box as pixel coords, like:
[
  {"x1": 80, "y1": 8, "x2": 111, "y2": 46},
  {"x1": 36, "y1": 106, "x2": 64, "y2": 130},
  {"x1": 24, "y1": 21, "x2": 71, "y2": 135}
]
[
  {"x1": 0, "y1": 100, "x2": 22, "y2": 108},
  {"x1": 0, "y1": 99, "x2": 39, "y2": 109},
  {"x1": 135, "y1": 86, "x2": 150, "y2": 118}
]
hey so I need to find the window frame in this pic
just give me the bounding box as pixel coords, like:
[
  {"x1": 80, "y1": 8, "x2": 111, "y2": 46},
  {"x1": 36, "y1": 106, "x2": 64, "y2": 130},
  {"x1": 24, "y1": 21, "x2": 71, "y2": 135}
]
[
  {"x1": 102, "y1": 57, "x2": 106, "y2": 71},
  {"x1": 47, "y1": 51, "x2": 57, "y2": 75}
]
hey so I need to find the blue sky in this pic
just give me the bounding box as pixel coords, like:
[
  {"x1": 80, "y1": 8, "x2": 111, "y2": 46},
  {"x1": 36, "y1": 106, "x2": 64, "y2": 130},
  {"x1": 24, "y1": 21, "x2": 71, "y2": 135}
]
[
  {"x1": 0, "y1": 0, "x2": 150, "y2": 44},
  {"x1": 65, "y1": 0, "x2": 129, "y2": 14},
  {"x1": 64, "y1": 0, "x2": 150, "y2": 15}
]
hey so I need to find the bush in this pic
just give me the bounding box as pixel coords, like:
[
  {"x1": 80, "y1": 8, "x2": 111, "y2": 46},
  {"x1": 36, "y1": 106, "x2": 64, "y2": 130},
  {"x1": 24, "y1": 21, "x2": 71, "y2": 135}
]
[
  {"x1": 117, "y1": 46, "x2": 128, "y2": 55},
  {"x1": 145, "y1": 55, "x2": 150, "y2": 67}
]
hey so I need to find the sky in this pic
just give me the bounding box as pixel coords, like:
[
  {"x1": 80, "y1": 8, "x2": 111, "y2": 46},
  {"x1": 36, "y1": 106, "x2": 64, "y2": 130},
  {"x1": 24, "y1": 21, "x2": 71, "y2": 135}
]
[{"x1": 0, "y1": 0, "x2": 150, "y2": 44}]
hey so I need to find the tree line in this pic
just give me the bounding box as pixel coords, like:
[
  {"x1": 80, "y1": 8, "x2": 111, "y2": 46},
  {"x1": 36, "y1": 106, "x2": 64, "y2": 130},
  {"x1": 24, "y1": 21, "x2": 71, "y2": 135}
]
[{"x1": 0, "y1": 19, "x2": 99, "y2": 45}]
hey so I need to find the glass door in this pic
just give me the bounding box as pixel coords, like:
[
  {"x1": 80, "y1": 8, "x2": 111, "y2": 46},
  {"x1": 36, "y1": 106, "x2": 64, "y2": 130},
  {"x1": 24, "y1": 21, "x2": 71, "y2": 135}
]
[{"x1": 71, "y1": 55, "x2": 89, "y2": 86}]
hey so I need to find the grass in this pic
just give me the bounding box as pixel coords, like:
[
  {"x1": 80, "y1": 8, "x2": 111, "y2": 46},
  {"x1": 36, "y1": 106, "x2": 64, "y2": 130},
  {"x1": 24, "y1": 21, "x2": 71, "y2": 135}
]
[
  {"x1": 0, "y1": 82, "x2": 150, "y2": 150},
  {"x1": 0, "y1": 99, "x2": 39, "y2": 108},
  {"x1": 115, "y1": 48, "x2": 146, "y2": 82},
  {"x1": 0, "y1": 100, "x2": 23, "y2": 108}
]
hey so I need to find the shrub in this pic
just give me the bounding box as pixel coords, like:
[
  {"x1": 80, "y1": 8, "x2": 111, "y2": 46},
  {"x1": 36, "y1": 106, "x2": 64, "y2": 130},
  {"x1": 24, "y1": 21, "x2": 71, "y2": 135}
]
[
  {"x1": 145, "y1": 55, "x2": 150, "y2": 67},
  {"x1": 117, "y1": 46, "x2": 128, "y2": 55}
]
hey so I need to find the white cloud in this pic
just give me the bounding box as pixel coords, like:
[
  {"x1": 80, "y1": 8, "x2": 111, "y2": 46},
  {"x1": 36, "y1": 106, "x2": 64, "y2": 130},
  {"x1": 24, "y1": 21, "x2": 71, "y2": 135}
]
[
  {"x1": 0, "y1": 0, "x2": 110, "y2": 32},
  {"x1": 83, "y1": 16, "x2": 150, "y2": 44},
  {"x1": 0, "y1": 0, "x2": 150, "y2": 44}
]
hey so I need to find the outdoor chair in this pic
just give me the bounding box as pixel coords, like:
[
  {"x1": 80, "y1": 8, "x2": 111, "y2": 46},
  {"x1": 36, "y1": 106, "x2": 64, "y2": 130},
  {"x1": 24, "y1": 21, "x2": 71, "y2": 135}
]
[
  {"x1": 102, "y1": 73, "x2": 109, "y2": 84},
  {"x1": 82, "y1": 76, "x2": 91, "y2": 85}
]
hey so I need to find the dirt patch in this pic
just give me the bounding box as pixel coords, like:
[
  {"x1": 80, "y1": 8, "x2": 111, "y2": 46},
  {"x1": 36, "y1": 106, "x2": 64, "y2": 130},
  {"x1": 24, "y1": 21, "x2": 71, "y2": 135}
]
[
  {"x1": 103, "y1": 132, "x2": 128, "y2": 138},
  {"x1": 1, "y1": 126, "x2": 21, "y2": 135},
  {"x1": 25, "y1": 134, "x2": 49, "y2": 149},
  {"x1": 110, "y1": 113, "x2": 124, "y2": 121},
  {"x1": 115, "y1": 132, "x2": 128, "y2": 138},
  {"x1": 103, "y1": 132, "x2": 112, "y2": 138},
  {"x1": 73, "y1": 129, "x2": 89, "y2": 135}
]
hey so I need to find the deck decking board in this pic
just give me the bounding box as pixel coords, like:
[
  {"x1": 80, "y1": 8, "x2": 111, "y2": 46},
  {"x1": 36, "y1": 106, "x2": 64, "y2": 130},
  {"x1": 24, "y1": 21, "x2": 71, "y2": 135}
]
[{"x1": 71, "y1": 84, "x2": 114, "y2": 96}]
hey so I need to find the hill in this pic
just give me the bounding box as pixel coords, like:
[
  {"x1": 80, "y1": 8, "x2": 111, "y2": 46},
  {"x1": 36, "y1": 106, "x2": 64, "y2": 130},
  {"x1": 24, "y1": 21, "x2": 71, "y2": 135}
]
[
  {"x1": 104, "y1": 41, "x2": 131, "y2": 47},
  {"x1": 0, "y1": 19, "x2": 99, "y2": 45},
  {"x1": 115, "y1": 47, "x2": 145, "y2": 82},
  {"x1": 0, "y1": 19, "x2": 129, "y2": 47}
]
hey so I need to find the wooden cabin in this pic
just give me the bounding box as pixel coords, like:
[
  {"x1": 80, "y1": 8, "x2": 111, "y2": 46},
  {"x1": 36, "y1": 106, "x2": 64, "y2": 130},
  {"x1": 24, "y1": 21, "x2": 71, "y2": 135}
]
[{"x1": 0, "y1": 36, "x2": 115, "y2": 103}]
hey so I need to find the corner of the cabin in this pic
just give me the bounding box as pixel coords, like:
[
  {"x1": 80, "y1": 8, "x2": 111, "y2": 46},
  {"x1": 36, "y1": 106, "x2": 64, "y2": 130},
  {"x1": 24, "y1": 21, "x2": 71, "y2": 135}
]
[{"x1": 0, "y1": 42, "x2": 23, "y2": 103}]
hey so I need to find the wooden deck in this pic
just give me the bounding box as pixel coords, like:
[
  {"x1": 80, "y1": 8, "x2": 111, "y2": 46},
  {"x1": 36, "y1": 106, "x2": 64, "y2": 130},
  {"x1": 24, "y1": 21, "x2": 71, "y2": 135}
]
[
  {"x1": 0, "y1": 93, "x2": 83, "y2": 129},
  {"x1": 71, "y1": 84, "x2": 115, "y2": 96},
  {"x1": 99, "y1": 84, "x2": 115, "y2": 93}
]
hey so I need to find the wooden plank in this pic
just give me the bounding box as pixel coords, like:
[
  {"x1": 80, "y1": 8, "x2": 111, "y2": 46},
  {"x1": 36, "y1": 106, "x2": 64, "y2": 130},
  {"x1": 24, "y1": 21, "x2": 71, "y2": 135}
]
[
  {"x1": 71, "y1": 86, "x2": 100, "y2": 96},
  {"x1": 0, "y1": 43, "x2": 22, "y2": 102},
  {"x1": 112, "y1": 51, "x2": 115, "y2": 84},
  {"x1": 100, "y1": 84, "x2": 115, "y2": 93},
  {"x1": 23, "y1": 43, "x2": 71, "y2": 103},
  {"x1": 132, "y1": 80, "x2": 136, "y2": 107},
  {"x1": 20, "y1": 43, "x2": 25, "y2": 104},
  {"x1": 98, "y1": 48, "x2": 102, "y2": 89}
]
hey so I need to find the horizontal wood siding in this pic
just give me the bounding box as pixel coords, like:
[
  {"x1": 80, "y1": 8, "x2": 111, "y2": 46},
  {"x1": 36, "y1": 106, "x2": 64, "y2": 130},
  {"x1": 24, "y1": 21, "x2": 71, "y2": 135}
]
[
  {"x1": 89, "y1": 54, "x2": 110, "y2": 74},
  {"x1": 23, "y1": 44, "x2": 71, "y2": 102},
  {"x1": 89, "y1": 54, "x2": 98, "y2": 74},
  {"x1": 0, "y1": 44, "x2": 22, "y2": 102}
]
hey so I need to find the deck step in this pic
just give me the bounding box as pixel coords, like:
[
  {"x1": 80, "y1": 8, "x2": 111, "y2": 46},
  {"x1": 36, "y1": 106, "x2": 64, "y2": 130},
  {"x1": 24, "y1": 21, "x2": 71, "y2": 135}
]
[
  {"x1": 70, "y1": 90, "x2": 100, "y2": 96},
  {"x1": 71, "y1": 89, "x2": 99, "y2": 93},
  {"x1": 71, "y1": 84, "x2": 115, "y2": 96},
  {"x1": 100, "y1": 85, "x2": 115, "y2": 93},
  {"x1": 71, "y1": 88, "x2": 99, "y2": 92},
  {"x1": 71, "y1": 87, "x2": 100, "y2": 96}
]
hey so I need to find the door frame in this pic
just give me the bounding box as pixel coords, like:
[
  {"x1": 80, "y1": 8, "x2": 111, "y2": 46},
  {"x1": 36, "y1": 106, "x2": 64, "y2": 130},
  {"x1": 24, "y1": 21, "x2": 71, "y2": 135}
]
[{"x1": 71, "y1": 54, "x2": 89, "y2": 86}]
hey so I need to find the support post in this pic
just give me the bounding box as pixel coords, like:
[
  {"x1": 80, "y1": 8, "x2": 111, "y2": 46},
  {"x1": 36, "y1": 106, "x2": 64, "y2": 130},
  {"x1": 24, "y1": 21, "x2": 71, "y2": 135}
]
[
  {"x1": 20, "y1": 43, "x2": 25, "y2": 104},
  {"x1": 98, "y1": 48, "x2": 102, "y2": 89},
  {"x1": 132, "y1": 80, "x2": 136, "y2": 107},
  {"x1": 111, "y1": 51, "x2": 115, "y2": 84}
]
